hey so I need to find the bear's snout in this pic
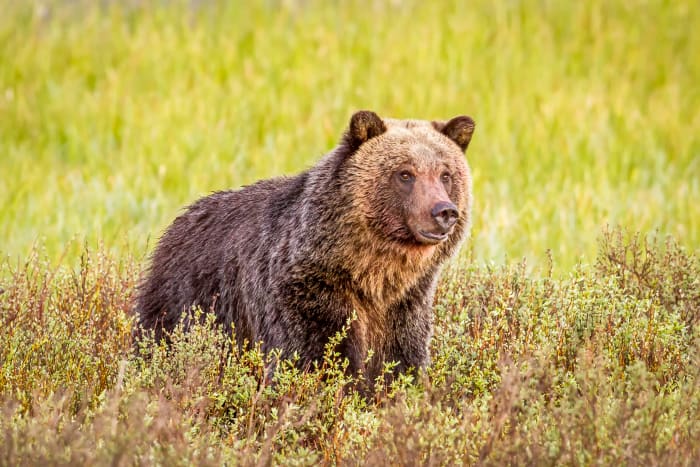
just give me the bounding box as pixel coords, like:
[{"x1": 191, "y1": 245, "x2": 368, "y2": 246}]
[
  {"x1": 403, "y1": 175, "x2": 461, "y2": 245},
  {"x1": 431, "y1": 201, "x2": 459, "y2": 232}
]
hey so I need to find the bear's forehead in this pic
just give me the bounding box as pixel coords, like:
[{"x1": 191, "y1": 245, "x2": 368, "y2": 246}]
[
  {"x1": 382, "y1": 118, "x2": 450, "y2": 146},
  {"x1": 352, "y1": 118, "x2": 465, "y2": 172},
  {"x1": 382, "y1": 119, "x2": 441, "y2": 141},
  {"x1": 383, "y1": 118, "x2": 435, "y2": 130},
  {"x1": 379, "y1": 119, "x2": 461, "y2": 159}
]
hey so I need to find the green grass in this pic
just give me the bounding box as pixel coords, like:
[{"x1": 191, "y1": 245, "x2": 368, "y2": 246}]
[
  {"x1": 1, "y1": 229, "x2": 699, "y2": 464},
  {"x1": 1, "y1": 1, "x2": 699, "y2": 464},
  {"x1": 1, "y1": 0, "x2": 698, "y2": 269}
]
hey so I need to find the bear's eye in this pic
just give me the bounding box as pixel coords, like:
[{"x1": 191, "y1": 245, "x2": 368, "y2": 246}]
[
  {"x1": 441, "y1": 172, "x2": 451, "y2": 184},
  {"x1": 398, "y1": 171, "x2": 415, "y2": 183}
]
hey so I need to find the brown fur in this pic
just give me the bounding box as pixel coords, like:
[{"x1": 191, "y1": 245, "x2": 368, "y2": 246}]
[{"x1": 134, "y1": 110, "x2": 475, "y2": 389}]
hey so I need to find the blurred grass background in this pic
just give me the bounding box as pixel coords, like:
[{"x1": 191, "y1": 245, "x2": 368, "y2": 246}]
[{"x1": 0, "y1": 0, "x2": 698, "y2": 269}]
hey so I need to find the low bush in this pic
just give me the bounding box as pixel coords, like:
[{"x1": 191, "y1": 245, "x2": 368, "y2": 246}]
[{"x1": 1, "y1": 228, "x2": 698, "y2": 465}]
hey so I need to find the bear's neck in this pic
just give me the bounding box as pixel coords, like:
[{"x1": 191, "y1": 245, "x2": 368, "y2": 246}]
[{"x1": 336, "y1": 228, "x2": 439, "y2": 309}]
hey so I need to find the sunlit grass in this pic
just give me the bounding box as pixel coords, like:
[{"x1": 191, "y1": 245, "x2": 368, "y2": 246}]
[
  {"x1": 1, "y1": 229, "x2": 698, "y2": 464},
  {"x1": 1, "y1": 0, "x2": 698, "y2": 269}
]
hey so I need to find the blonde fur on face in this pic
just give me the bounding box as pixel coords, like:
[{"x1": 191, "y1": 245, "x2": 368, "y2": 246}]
[{"x1": 338, "y1": 117, "x2": 473, "y2": 308}]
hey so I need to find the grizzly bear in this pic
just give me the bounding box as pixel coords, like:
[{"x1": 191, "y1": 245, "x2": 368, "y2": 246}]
[{"x1": 135, "y1": 110, "x2": 475, "y2": 384}]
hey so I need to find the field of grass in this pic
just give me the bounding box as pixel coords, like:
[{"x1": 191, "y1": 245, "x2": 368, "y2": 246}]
[
  {"x1": 1, "y1": 0, "x2": 699, "y2": 464},
  {"x1": 1, "y1": 0, "x2": 698, "y2": 268}
]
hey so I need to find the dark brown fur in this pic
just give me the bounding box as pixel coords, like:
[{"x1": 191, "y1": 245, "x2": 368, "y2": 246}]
[{"x1": 135, "y1": 110, "x2": 475, "y2": 385}]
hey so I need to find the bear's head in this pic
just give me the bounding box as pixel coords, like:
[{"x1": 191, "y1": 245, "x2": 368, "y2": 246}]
[{"x1": 341, "y1": 110, "x2": 475, "y2": 250}]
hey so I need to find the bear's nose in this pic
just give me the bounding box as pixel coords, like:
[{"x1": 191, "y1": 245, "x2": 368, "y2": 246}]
[{"x1": 431, "y1": 201, "x2": 459, "y2": 231}]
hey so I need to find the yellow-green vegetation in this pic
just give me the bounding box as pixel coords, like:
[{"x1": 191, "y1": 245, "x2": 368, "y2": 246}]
[
  {"x1": 1, "y1": 230, "x2": 699, "y2": 464},
  {"x1": 1, "y1": 0, "x2": 699, "y2": 464},
  {"x1": 1, "y1": 0, "x2": 698, "y2": 267}
]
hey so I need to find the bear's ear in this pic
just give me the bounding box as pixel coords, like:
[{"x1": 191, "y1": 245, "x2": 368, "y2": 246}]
[
  {"x1": 433, "y1": 116, "x2": 475, "y2": 152},
  {"x1": 345, "y1": 110, "x2": 387, "y2": 150}
]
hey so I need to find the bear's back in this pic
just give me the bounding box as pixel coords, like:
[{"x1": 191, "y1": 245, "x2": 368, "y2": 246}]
[{"x1": 135, "y1": 173, "x2": 308, "y2": 342}]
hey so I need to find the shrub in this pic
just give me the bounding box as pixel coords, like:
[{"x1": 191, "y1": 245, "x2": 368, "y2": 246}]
[{"x1": 0, "y1": 228, "x2": 698, "y2": 464}]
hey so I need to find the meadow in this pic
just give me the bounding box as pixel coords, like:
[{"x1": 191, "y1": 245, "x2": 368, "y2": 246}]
[{"x1": 0, "y1": 0, "x2": 699, "y2": 464}]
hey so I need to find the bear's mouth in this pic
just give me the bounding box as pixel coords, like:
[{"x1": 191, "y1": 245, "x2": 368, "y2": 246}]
[{"x1": 416, "y1": 230, "x2": 449, "y2": 244}]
